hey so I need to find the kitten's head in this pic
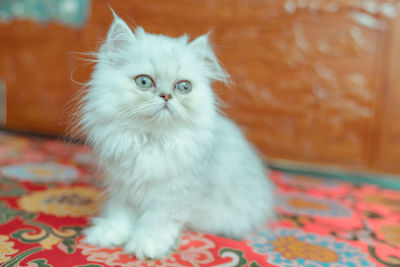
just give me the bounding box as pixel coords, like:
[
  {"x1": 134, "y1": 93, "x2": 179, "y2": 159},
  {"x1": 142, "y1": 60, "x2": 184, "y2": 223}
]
[{"x1": 85, "y1": 14, "x2": 229, "y2": 134}]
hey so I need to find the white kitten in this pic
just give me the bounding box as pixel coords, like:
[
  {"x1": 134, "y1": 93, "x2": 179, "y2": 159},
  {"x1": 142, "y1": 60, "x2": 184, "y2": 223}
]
[{"x1": 79, "y1": 13, "x2": 274, "y2": 259}]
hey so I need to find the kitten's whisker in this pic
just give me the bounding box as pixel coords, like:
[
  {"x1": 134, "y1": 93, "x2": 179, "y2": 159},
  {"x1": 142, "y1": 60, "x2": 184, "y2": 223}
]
[
  {"x1": 70, "y1": 51, "x2": 101, "y2": 63},
  {"x1": 172, "y1": 103, "x2": 191, "y2": 123},
  {"x1": 118, "y1": 102, "x2": 161, "y2": 121}
]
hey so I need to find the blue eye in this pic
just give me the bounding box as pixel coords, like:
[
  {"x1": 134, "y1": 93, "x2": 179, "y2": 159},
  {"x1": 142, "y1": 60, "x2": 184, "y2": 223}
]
[
  {"x1": 175, "y1": 80, "x2": 192, "y2": 94},
  {"x1": 135, "y1": 75, "x2": 154, "y2": 90}
]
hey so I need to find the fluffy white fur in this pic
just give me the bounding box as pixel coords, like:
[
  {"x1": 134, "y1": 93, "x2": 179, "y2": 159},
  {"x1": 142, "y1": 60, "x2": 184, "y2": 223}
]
[{"x1": 80, "y1": 13, "x2": 274, "y2": 259}]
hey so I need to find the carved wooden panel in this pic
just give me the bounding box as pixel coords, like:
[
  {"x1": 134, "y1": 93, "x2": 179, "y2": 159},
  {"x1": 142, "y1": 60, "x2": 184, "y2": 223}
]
[
  {"x1": 373, "y1": 14, "x2": 400, "y2": 174},
  {"x1": 0, "y1": 22, "x2": 85, "y2": 134},
  {"x1": 220, "y1": 13, "x2": 384, "y2": 168},
  {"x1": 1, "y1": 0, "x2": 400, "y2": 174}
]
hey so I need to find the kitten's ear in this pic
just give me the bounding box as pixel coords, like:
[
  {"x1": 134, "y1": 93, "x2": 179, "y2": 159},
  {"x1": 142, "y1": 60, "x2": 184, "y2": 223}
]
[
  {"x1": 189, "y1": 33, "x2": 231, "y2": 85},
  {"x1": 105, "y1": 11, "x2": 134, "y2": 54},
  {"x1": 179, "y1": 34, "x2": 189, "y2": 43},
  {"x1": 189, "y1": 33, "x2": 210, "y2": 52},
  {"x1": 134, "y1": 26, "x2": 146, "y2": 39}
]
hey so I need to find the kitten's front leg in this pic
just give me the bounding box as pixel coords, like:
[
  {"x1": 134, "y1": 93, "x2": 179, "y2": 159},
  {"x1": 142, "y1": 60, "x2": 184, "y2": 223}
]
[
  {"x1": 124, "y1": 208, "x2": 184, "y2": 259},
  {"x1": 83, "y1": 197, "x2": 135, "y2": 248}
]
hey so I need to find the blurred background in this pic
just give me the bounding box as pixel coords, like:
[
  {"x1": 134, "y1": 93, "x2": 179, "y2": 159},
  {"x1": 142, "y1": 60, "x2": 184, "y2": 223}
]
[{"x1": 0, "y1": 0, "x2": 399, "y2": 176}]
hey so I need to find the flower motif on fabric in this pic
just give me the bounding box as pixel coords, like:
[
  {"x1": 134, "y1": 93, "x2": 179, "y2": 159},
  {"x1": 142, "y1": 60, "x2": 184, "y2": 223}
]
[
  {"x1": 270, "y1": 236, "x2": 338, "y2": 262},
  {"x1": 0, "y1": 134, "x2": 30, "y2": 149},
  {"x1": 248, "y1": 228, "x2": 374, "y2": 266},
  {"x1": 2, "y1": 162, "x2": 80, "y2": 182},
  {"x1": 12, "y1": 221, "x2": 82, "y2": 253},
  {"x1": 0, "y1": 235, "x2": 18, "y2": 264},
  {"x1": 278, "y1": 193, "x2": 351, "y2": 217},
  {"x1": 77, "y1": 233, "x2": 215, "y2": 267},
  {"x1": 380, "y1": 225, "x2": 400, "y2": 247},
  {"x1": 215, "y1": 248, "x2": 261, "y2": 267},
  {"x1": 0, "y1": 202, "x2": 35, "y2": 225},
  {"x1": 0, "y1": 177, "x2": 26, "y2": 197},
  {"x1": 363, "y1": 194, "x2": 400, "y2": 212},
  {"x1": 0, "y1": 142, "x2": 45, "y2": 164},
  {"x1": 18, "y1": 186, "x2": 102, "y2": 217},
  {"x1": 42, "y1": 140, "x2": 86, "y2": 158},
  {"x1": 280, "y1": 174, "x2": 340, "y2": 188}
]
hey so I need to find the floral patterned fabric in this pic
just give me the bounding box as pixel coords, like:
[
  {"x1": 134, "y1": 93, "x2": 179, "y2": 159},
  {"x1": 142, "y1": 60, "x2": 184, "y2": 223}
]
[{"x1": 0, "y1": 130, "x2": 399, "y2": 266}]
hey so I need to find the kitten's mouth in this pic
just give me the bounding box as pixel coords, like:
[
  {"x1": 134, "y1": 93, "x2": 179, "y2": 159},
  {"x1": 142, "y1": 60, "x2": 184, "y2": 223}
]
[
  {"x1": 161, "y1": 103, "x2": 171, "y2": 112},
  {"x1": 152, "y1": 104, "x2": 172, "y2": 117}
]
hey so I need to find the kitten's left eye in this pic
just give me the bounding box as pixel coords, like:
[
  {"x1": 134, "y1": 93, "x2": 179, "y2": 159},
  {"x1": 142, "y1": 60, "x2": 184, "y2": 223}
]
[
  {"x1": 175, "y1": 81, "x2": 192, "y2": 94},
  {"x1": 135, "y1": 75, "x2": 154, "y2": 90}
]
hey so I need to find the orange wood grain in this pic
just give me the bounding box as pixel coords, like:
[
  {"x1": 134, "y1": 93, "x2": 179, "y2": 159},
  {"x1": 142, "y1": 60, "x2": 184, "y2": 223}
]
[{"x1": 373, "y1": 15, "x2": 400, "y2": 174}]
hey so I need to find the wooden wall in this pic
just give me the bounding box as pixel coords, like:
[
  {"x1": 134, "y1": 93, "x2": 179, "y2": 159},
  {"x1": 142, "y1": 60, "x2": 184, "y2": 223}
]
[{"x1": 0, "y1": 0, "x2": 399, "y2": 175}]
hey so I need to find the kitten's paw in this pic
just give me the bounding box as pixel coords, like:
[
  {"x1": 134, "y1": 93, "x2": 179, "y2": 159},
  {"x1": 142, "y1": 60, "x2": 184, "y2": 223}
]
[
  {"x1": 83, "y1": 218, "x2": 131, "y2": 248},
  {"x1": 124, "y1": 230, "x2": 178, "y2": 259}
]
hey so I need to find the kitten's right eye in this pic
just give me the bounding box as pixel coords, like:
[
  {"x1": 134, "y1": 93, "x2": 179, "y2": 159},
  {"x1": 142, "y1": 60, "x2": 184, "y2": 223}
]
[{"x1": 135, "y1": 75, "x2": 154, "y2": 90}]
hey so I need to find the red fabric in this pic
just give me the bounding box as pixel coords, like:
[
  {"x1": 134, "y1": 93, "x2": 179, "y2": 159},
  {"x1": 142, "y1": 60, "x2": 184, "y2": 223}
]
[{"x1": 0, "y1": 131, "x2": 399, "y2": 266}]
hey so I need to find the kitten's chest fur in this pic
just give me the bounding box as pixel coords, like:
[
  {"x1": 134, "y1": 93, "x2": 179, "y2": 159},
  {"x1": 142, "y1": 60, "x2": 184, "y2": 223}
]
[
  {"x1": 98, "y1": 127, "x2": 212, "y2": 183},
  {"x1": 98, "y1": 128, "x2": 211, "y2": 211}
]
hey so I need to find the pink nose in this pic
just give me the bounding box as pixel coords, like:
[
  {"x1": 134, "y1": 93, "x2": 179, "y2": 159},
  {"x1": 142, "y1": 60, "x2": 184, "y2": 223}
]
[{"x1": 159, "y1": 94, "x2": 172, "y2": 101}]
